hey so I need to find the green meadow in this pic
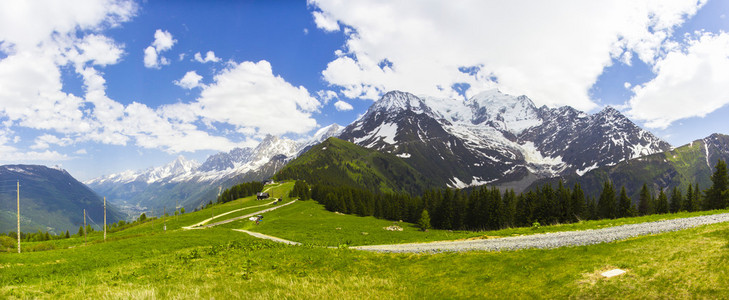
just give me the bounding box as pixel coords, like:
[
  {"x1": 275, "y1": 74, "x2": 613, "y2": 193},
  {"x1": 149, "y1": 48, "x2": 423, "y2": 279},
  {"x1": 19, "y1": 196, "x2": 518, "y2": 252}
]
[{"x1": 3, "y1": 181, "x2": 729, "y2": 299}]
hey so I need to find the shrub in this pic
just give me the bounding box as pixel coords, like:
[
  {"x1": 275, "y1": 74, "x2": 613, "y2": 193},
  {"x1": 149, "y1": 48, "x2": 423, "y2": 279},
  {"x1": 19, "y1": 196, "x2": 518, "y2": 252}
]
[{"x1": 0, "y1": 235, "x2": 16, "y2": 252}]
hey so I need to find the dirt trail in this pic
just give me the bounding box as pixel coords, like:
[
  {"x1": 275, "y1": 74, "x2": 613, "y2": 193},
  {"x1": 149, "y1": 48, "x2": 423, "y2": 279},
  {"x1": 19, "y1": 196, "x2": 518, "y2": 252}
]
[
  {"x1": 182, "y1": 200, "x2": 278, "y2": 230},
  {"x1": 185, "y1": 200, "x2": 297, "y2": 229}
]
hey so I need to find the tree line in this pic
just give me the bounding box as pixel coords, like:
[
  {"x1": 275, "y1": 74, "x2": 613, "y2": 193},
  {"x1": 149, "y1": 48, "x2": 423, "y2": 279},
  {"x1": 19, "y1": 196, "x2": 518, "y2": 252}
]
[
  {"x1": 216, "y1": 181, "x2": 264, "y2": 204},
  {"x1": 294, "y1": 159, "x2": 729, "y2": 231}
]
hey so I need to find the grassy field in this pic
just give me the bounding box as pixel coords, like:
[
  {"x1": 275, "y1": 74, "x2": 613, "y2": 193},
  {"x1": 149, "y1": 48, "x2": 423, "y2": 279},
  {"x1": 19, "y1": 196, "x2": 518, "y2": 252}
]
[
  {"x1": 226, "y1": 195, "x2": 729, "y2": 247},
  {"x1": 3, "y1": 213, "x2": 729, "y2": 298},
  {"x1": 3, "y1": 181, "x2": 729, "y2": 298}
]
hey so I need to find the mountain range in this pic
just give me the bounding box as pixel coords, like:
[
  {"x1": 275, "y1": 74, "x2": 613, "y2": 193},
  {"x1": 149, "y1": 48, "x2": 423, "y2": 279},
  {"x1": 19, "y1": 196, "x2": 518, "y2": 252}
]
[
  {"x1": 0, "y1": 165, "x2": 123, "y2": 233},
  {"x1": 85, "y1": 126, "x2": 342, "y2": 217},
  {"x1": 337, "y1": 90, "x2": 670, "y2": 191},
  {"x1": 86, "y1": 88, "x2": 726, "y2": 218}
]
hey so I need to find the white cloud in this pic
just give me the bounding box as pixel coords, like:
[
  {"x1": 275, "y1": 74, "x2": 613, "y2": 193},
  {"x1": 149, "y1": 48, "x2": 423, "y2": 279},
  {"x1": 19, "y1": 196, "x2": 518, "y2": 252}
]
[
  {"x1": 174, "y1": 71, "x2": 204, "y2": 89},
  {"x1": 74, "y1": 149, "x2": 88, "y2": 155},
  {"x1": 31, "y1": 134, "x2": 73, "y2": 150},
  {"x1": 316, "y1": 90, "x2": 338, "y2": 104},
  {"x1": 0, "y1": 1, "x2": 243, "y2": 156},
  {"x1": 310, "y1": 0, "x2": 706, "y2": 111},
  {"x1": 628, "y1": 32, "x2": 729, "y2": 128},
  {"x1": 143, "y1": 29, "x2": 176, "y2": 68},
  {"x1": 312, "y1": 10, "x2": 340, "y2": 32},
  {"x1": 334, "y1": 100, "x2": 354, "y2": 111},
  {"x1": 194, "y1": 51, "x2": 221, "y2": 63},
  {"x1": 194, "y1": 60, "x2": 320, "y2": 136},
  {"x1": 143, "y1": 46, "x2": 158, "y2": 68},
  {"x1": 152, "y1": 29, "x2": 175, "y2": 51}
]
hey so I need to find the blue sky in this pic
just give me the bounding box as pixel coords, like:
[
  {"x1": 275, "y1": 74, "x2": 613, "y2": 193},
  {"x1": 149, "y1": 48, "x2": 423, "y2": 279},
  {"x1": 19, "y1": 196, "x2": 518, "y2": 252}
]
[{"x1": 0, "y1": 0, "x2": 728, "y2": 181}]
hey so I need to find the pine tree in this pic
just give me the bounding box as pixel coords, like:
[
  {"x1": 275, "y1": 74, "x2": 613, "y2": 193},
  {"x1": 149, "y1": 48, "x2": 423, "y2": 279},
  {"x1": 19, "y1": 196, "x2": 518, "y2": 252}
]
[
  {"x1": 705, "y1": 160, "x2": 729, "y2": 209},
  {"x1": 65, "y1": 230, "x2": 70, "y2": 239},
  {"x1": 669, "y1": 186, "x2": 683, "y2": 213},
  {"x1": 684, "y1": 184, "x2": 695, "y2": 212},
  {"x1": 656, "y1": 189, "x2": 669, "y2": 214},
  {"x1": 598, "y1": 181, "x2": 617, "y2": 219},
  {"x1": 418, "y1": 209, "x2": 431, "y2": 231},
  {"x1": 638, "y1": 183, "x2": 652, "y2": 216},
  {"x1": 570, "y1": 183, "x2": 586, "y2": 221},
  {"x1": 618, "y1": 186, "x2": 632, "y2": 217},
  {"x1": 77, "y1": 225, "x2": 84, "y2": 237}
]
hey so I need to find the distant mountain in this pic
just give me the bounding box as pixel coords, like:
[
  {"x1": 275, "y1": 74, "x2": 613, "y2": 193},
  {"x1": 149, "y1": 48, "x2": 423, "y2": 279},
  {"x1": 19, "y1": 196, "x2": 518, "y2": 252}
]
[
  {"x1": 529, "y1": 133, "x2": 729, "y2": 201},
  {"x1": 339, "y1": 90, "x2": 671, "y2": 191},
  {"x1": 275, "y1": 137, "x2": 434, "y2": 194},
  {"x1": 0, "y1": 165, "x2": 123, "y2": 234},
  {"x1": 86, "y1": 130, "x2": 341, "y2": 217}
]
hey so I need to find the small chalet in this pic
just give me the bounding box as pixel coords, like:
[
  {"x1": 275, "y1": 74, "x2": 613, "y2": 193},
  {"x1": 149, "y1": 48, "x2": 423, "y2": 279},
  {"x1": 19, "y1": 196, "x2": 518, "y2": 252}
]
[
  {"x1": 257, "y1": 192, "x2": 270, "y2": 200},
  {"x1": 262, "y1": 179, "x2": 275, "y2": 185}
]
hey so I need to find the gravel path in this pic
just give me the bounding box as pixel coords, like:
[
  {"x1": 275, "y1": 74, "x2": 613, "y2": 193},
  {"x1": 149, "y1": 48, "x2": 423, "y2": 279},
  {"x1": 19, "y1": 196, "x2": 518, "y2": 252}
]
[
  {"x1": 182, "y1": 200, "x2": 278, "y2": 229},
  {"x1": 233, "y1": 229, "x2": 301, "y2": 245},
  {"x1": 351, "y1": 213, "x2": 729, "y2": 253},
  {"x1": 183, "y1": 200, "x2": 297, "y2": 229}
]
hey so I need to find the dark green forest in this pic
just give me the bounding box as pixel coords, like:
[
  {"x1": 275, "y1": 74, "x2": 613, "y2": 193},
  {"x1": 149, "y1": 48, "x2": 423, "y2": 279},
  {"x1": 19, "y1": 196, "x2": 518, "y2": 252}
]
[{"x1": 290, "y1": 160, "x2": 729, "y2": 231}]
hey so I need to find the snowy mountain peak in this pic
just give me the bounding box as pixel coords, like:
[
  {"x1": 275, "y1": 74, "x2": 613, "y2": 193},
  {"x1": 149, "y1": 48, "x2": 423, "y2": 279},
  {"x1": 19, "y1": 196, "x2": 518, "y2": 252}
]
[
  {"x1": 367, "y1": 90, "x2": 436, "y2": 118},
  {"x1": 469, "y1": 90, "x2": 541, "y2": 134},
  {"x1": 312, "y1": 124, "x2": 342, "y2": 144}
]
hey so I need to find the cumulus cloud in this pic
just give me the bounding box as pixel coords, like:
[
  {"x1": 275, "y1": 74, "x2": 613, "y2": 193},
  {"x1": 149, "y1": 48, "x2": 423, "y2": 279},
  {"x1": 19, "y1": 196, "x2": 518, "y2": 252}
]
[
  {"x1": 193, "y1": 60, "x2": 320, "y2": 136},
  {"x1": 628, "y1": 32, "x2": 729, "y2": 129},
  {"x1": 316, "y1": 90, "x2": 338, "y2": 104},
  {"x1": 174, "y1": 71, "x2": 204, "y2": 89},
  {"x1": 0, "y1": 1, "x2": 251, "y2": 156},
  {"x1": 31, "y1": 134, "x2": 73, "y2": 150},
  {"x1": 312, "y1": 10, "x2": 340, "y2": 32},
  {"x1": 310, "y1": 0, "x2": 706, "y2": 111},
  {"x1": 333, "y1": 100, "x2": 353, "y2": 111},
  {"x1": 194, "y1": 51, "x2": 221, "y2": 63},
  {"x1": 143, "y1": 29, "x2": 176, "y2": 68}
]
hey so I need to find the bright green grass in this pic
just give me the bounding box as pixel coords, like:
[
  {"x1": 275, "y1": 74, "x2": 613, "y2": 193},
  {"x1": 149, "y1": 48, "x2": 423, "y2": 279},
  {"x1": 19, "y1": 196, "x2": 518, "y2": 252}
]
[
  {"x1": 11, "y1": 182, "x2": 296, "y2": 252},
  {"x1": 226, "y1": 196, "x2": 729, "y2": 246},
  {"x1": 3, "y1": 213, "x2": 729, "y2": 298}
]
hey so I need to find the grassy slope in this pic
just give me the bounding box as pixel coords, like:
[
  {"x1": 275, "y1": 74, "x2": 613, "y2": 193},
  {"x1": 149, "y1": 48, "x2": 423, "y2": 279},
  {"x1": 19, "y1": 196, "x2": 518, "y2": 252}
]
[
  {"x1": 4, "y1": 181, "x2": 729, "y2": 298},
  {"x1": 275, "y1": 137, "x2": 433, "y2": 194},
  {"x1": 3, "y1": 212, "x2": 729, "y2": 298},
  {"x1": 230, "y1": 197, "x2": 729, "y2": 246}
]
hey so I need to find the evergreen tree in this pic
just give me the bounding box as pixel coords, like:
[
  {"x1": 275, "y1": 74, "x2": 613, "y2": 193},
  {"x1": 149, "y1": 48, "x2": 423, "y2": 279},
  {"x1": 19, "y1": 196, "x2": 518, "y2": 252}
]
[
  {"x1": 570, "y1": 183, "x2": 586, "y2": 221},
  {"x1": 705, "y1": 159, "x2": 729, "y2": 209},
  {"x1": 684, "y1": 184, "x2": 695, "y2": 212},
  {"x1": 418, "y1": 209, "x2": 431, "y2": 231},
  {"x1": 65, "y1": 230, "x2": 70, "y2": 239},
  {"x1": 638, "y1": 183, "x2": 652, "y2": 216},
  {"x1": 656, "y1": 189, "x2": 669, "y2": 214},
  {"x1": 695, "y1": 183, "x2": 702, "y2": 211},
  {"x1": 597, "y1": 181, "x2": 617, "y2": 219},
  {"x1": 502, "y1": 189, "x2": 517, "y2": 228},
  {"x1": 77, "y1": 225, "x2": 84, "y2": 237},
  {"x1": 556, "y1": 180, "x2": 571, "y2": 223},
  {"x1": 669, "y1": 186, "x2": 683, "y2": 213},
  {"x1": 618, "y1": 186, "x2": 632, "y2": 218}
]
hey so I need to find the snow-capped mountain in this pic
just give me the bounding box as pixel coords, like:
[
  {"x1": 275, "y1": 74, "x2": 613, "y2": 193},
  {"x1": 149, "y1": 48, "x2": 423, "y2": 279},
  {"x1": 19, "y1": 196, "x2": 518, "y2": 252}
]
[
  {"x1": 86, "y1": 155, "x2": 200, "y2": 186},
  {"x1": 339, "y1": 90, "x2": 671, "y2": 190},
  {"x1": 85, "y1": 132, "x2": 338, "y2": 216}
]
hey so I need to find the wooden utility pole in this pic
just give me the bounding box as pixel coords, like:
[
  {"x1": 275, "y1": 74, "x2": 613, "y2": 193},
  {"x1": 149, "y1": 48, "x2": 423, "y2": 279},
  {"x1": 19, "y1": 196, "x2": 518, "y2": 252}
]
[
  {"x1": 17, "y1": 180, "x2": 20, "y2": 254},
  {"x1": 103, "y1": 196, "x2": 107, "y2": 242},
  {"x1": 83, "y1": 209, "x2": 87, "y2": 246},
  {"x1": 163, "y1": 206, "x2": 167, "y2": 232}
]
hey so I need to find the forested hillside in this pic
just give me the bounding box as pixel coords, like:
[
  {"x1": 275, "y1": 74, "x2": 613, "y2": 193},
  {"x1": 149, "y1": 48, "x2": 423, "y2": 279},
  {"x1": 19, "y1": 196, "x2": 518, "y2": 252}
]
[{"x1": 275, "y1": 137, "x2": 434, "y2": 194}]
